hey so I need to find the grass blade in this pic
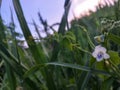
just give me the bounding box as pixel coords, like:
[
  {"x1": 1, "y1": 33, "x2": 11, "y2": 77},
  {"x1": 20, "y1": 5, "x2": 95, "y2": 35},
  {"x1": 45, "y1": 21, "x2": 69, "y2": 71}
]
[
  {"x1": 50, "y1": 1, "x2": 71, "y2": 62},
  {"x1": 12, "y1": 1, "x2": 57, "y2": 89},
  {"x1": 47, "y1": 62, "x2": 90, "y2": 71},
  {"x1": 12, "y1": 0, "x2": 47, "y2": 64},
  {"x1": 4, "y1": 62, "x2": 16, "y2": 90},
  {"x1": 0, "y1": 44, "x2": 40, "y2": 89}
]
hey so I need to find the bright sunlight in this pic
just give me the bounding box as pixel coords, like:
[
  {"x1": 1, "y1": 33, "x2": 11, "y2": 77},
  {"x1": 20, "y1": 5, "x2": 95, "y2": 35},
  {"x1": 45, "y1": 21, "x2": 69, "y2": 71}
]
[{"x1": 72, "y1": 0, "x2": 118, "y2": 18}]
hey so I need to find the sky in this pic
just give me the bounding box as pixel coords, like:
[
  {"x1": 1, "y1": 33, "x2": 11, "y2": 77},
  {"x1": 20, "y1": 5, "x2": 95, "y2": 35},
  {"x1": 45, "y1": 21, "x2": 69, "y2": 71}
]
[
  {"x1": 1, "y1": 0, "x2": 66, "y2": 37},
  {"x1": 1, "y1": 0, "x2": 64, "y2": 23},
  {"x1": 0, "y1": 0, "x2": 118, "y2": 38}
]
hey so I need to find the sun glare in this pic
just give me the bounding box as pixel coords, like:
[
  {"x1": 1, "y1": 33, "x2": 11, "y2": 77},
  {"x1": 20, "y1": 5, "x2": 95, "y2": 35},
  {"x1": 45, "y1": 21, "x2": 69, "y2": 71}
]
[{"x1": 72, "y1": 0, "x2": 118, "y2": 18}]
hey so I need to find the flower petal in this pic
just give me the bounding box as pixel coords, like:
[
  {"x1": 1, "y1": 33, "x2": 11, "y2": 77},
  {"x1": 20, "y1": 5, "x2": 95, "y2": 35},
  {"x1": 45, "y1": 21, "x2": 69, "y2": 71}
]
[
  {"x1": 96, "y1": 56, "x2": 104, "y2": 62},
  {"x1": 95, "y1": 45, "x2": 101, "y2": 49},
  {"x1": 104, "y1": 53, "x2": 110, "y2": 59},
  {"x1": 92, "y1": 51, "x2": 97, "y2": 58},
  {"x1": 100, "y1": 47, "x2": 106, "y2": 53}
]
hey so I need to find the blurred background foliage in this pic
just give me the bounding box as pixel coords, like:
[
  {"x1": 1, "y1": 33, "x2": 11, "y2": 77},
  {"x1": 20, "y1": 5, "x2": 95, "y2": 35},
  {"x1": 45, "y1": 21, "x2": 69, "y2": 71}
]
[{"x1": 0, "y1": 0, "x2": 120, "y2": 90}]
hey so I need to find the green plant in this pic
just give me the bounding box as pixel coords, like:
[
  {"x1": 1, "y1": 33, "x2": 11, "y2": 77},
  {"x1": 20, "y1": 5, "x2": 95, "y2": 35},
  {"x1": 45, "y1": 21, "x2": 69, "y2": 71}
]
[{"x1": 0, "y1": 0, "x2": 120, "y2": 90}]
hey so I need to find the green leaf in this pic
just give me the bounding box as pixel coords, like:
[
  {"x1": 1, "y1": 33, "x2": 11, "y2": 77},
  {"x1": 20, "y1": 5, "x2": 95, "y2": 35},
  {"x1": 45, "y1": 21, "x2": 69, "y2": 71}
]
[
  {"x1": 96, "y1": 61, "x2": 106, "y2": 71},
  {"x1": 90, "y1": 57, "x2": 108, "y2": 72},
  {"x1": 61, "y1": 37, "x2": 72, "y2": 50},
  {"x1": 61, "y1": 31, "x2": 76, "y2": 50},
  {"x1": 108, "y1": 51, "x2": 120, "y2": 65},
  {"x1": 23, "y1": 64, "x2": 46, "y2": 78},
  {"x1": 65, "y1": 31, "x2": 76, "y2": 42},
  {"x1": 101, "y1": 77, "x2": 114, "y2": 90},
  {"x1": 108, "y1": 33, "x2": 120, "y2": 45},
  {"x1": 90, "y1": 57, "x2": 110, "y2": 79}
]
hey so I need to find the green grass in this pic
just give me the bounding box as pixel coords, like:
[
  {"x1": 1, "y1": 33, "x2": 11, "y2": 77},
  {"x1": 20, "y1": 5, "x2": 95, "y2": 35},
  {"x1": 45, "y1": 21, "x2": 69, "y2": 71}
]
[{"x1": 0, "y1": 0, "x2": 120, "y2": 90}]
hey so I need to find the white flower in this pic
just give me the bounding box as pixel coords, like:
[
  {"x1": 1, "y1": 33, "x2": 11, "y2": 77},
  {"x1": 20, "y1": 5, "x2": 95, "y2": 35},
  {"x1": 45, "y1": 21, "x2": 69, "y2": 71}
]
[{"x1": 92, "y1": 45, "x2": 110, "y2": 62}]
